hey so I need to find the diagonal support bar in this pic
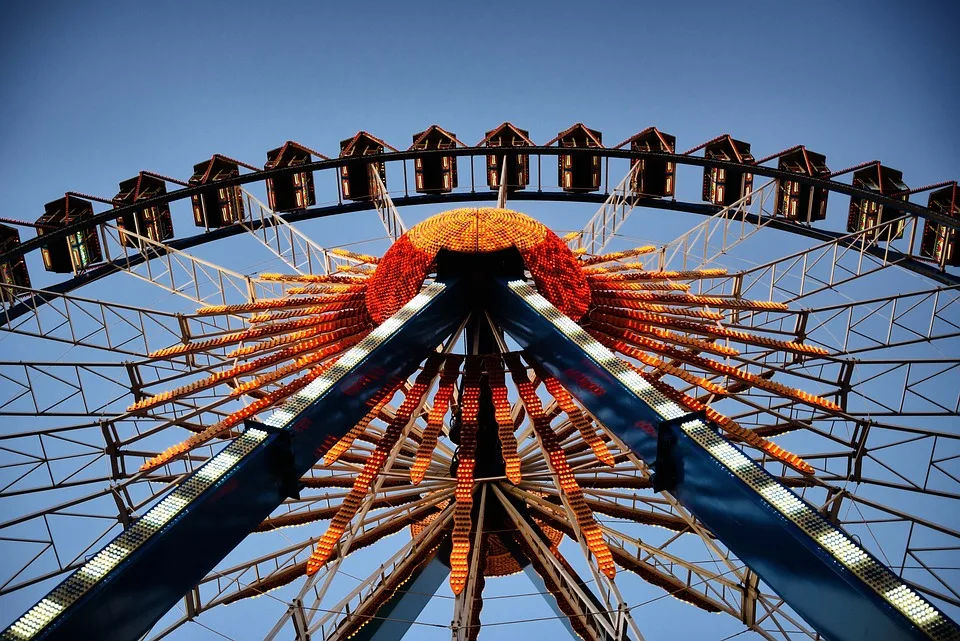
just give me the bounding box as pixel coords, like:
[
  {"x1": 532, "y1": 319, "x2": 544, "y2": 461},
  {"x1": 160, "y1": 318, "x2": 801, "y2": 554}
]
[
  {"x1": 1, "y1": 280, "x2": 468, "y2": 641},
  {"x1": 567, "y1": 164, "x2": 640, "y2": 255},
  {"x1": 489, "y1": 278, "x2": 959, "y2": 641},
  {"x1": 370, "y1": 167, "x2": 407, "y2": 242},
  {"x1": 239, "y1": 189, "x2": 355, "y2": 275}
]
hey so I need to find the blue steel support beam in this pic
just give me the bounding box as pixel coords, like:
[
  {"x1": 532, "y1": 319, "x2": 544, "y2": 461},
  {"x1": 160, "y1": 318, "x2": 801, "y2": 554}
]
[
  {"x1": 490, "y1": 278, "x2": 960, "y2": 641},
  {"x1": 352, "y1": 555, "x2": 450, "y2": 641},
  {"x1": 1, "y1": 280, "x2": 468, "y2": 641}
]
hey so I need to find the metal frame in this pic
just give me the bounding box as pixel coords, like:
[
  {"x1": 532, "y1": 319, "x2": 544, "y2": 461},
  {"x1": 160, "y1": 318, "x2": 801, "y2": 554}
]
[
  {"x1": 5, "y1": 145, "x2": 957, "y2": 268},
  {"x1": 2, "y1": 143, "x2": 959, "y2": 640}
]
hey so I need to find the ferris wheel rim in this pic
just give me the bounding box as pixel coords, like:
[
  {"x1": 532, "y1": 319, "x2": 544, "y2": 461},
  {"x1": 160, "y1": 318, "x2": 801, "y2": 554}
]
[
  {"x1": 3, "y1": 188, "x2": 957, "y2": 326},
  {"x1": 2, "y1": 141, "x2": 958, "y2": 268}
]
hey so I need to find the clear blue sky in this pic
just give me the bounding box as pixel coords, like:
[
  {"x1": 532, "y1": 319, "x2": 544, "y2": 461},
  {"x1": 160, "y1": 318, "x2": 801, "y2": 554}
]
[
  {"x1": 1, "y1": 1, "x2": 958, "y2": 640},
  {"x1": 2, "y1": 0, "x2": 957, "y2": 214}
]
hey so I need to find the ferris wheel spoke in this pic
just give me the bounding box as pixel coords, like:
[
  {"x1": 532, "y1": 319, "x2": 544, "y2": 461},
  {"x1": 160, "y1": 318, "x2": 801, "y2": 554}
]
[
  {"x1": 0, "y1": 285, "x2": 203, "y2": 357},
  {"x1": 299, "y1": 501, "x2": 454, "y2": 640},
  {"x1": 145, "y1": 490, "x2": 457, "y2": 641},
  {"x1": 365, "y1": 412, "x2": 456, "y2": 463},
  {"x1": 599, "y1": 515, "x2": 816, "y2": 641},
  {"x1": 450, "y1": 484, "x2": 488, "y2": 641},
  {"x1": 236, "y1": 189, "x2": 351, "y2": 276},
  {"x1": 255, "y1": 481, "x2": 446, "y2": 533},
  {"x1": 592, "y1": 424, "x2": 762, "y2": 587},
  {"x1": 567, "y1": 162, "x2": 642, "y2": 255},
  {"x1": 285, "y1": 384, "x2": 445, "y2": 636},
  {"x1": 0, "y1": 359, "x2": 233, "y2": 420},
  {"x1": 600, "y1": 525, "x2": 737, "y2": 615},
  {"x1": 585, "y1": 494, "x2": 696, "y2": 534},
  {"x1": 715, "y1": 390, "x2": 960, "y2": 497},
  {"x1": 658, "y1": 180, "x2": 779, "y2": 273},
  {"x1": 751, "y1": 594, "x2": 819, "y2": 641},
  {"x1": 715, "y1": 357, "x2": 960, "y2": 426},
  {"x1": 525, "y1": 480, "x2": 696, "y2": 536},
  {"x1": 116, "y1": 394, "x2": 244, "y2": 449},
  {"x1": 381, "y1": 384, "x2": 461, "y2": 460},
  {"x1": 491, "y1": 483, "x2": 636, "y2": 641},
  {"x1": 369, "y1": 166, "x2": 408, "y2": 243},
  {"x1": 710, "y1": 214, "x2": 925, "y2": 304},
  {"x1": 99, "y1": 221, "x2": 287, "y2": 307},
  {"x1": 540, "y1": 494, "x2": 727, "y2": 640},
  {"x1": 737, "y1": 285, "x2": 960, "y2": 358},
  {"x1": 145, "y1": 536, "x2": 322, "y2": 641},
  {"x1": 0, "y1": 470, "x2": 178, "y2": 597}
]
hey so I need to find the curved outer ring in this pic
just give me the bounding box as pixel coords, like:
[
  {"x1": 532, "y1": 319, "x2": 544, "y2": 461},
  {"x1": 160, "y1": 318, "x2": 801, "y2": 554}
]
[
  {"x1": 4, "y1": 146, "x2": 958, "y2": 323},
  {"x1": 5, "y1": 146, "x2": 958, "y2": 263}
]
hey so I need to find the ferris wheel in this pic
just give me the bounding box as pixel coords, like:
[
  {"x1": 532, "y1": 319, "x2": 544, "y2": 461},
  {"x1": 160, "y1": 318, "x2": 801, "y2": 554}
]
[{"x1": 1, "y1": 122, "x2": 958, "y2": 641}]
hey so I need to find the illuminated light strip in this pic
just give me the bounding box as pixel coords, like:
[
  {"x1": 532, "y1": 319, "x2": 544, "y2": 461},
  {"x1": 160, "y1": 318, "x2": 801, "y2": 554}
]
[
  {"x1": 273, "y1": 283, "x2": 365, "y2": 296},
  {"x1": 329, "y1": 247, "x2": 380, "y2": 264},
  {"x1": 136, "y1": 327, "x2": 368, "y2": 411},
  {"x1": 306, "y1": 352, "x2": 445, "y2": 575},
  {"x1": 593, "y1": 298, "x2": 725, "y2": 321},
  {"x1": 4, "y1": 283, "x2": 451, "y2": 641},
  {"x1": 195, "y1": 292, "x2": 363, "y2": 316},
  {"x1": 260, "y1": 272, "x2": 369, "y2": 284},
  {"x1": 411, "y1": 355, "x2": 463, "y2": 485},
  {"x1": 143, "y1": 312, "x2": 418, "y2": 470},
  {"x1": 130, "y1": 330, "x2": 365, "y2": 411},
  {"x1": 1, "y1": 429, "x2": 267, "y2": 641},
  {"x1": 295, "y1": 273, "x2": 370, "y2": 286},
  {"x1": 227, "y1": 334, "x2": 366, "y2": 398},
  {"x1": 503, "y1": 353, "x2": 616, "y2": 580},
  {"x1": 336, "y1": 263, "x2": 377, "y2": 274},
  {"x1": 590, "y1": 280, "x2": 691, "y2": 291},
  {"x1": 681, "y1": 419, "x2": 957, "y2": 640},
  {"x1": 287, "y1": 282, "x2": 368, "y2": 294},
  {"x1": 591, "y1": 288, "x2": 790, "y2": 312},
  {"x1": 579, "y1": 245, "x2": 658, "y2": 266},
  {"x1": 149, "y1": 313, "x2": 364, "y2": 359},
  {"x1": 581, "y1": 261, "x2": 646, "y2": 275},
  {"x1": 484, "y1": 355, "x2": 521, "y2": 484},
  {"x1": 589, "y1": 325, "x2": 841, "y2": 413},
  {"x1": 587, "y1": 268, "x2": 728, "y2": 281},
  {"x1": 637, "y1": 370, "x2": 814, "y2": 475},
  {"x1": 228, "y1": 322, "x2": 370, "y2": 359},
  {"x1": 254, "y1": 492, "x2": 427, "y2": 533},
  {"x1": 509, "y1": 280, "x2": 706, "y2": 419},
  {"x1": 140, "y1": 360, "x2": 339, "y2": 472},
  {"x1": 450, "y1": 357, "x2": 481, "y2": 595},
  {"x1": 590, "y1": 317, "x2": 740, "y2": 357},
  {"x1": 248, "y1": 301, "x2": 366, "y2": 323},
  {"x1": 518, "y1": 234, "x2": 593, "y2": 322},
  {"x1": 590, "y1": 331, "x2": 729, "y2": 397},
  {"x1": 222, "y1": 502, "x2": 449, "y2": 605},
  {"x1": 508, "y1": 280, "x2": 958, "y2": 640},
  {"x1": 323, "y1": 384, "x2": 398, "y2": 466},
  {"x1": 595, "y1": 309, "x2": 828, "y2": 356},
  {"x1": 542, "y1": 377, "x2": 615, "y2": 467},
  {"x1": 259, "y1": 272, "x2": 326, "y2": 282}
]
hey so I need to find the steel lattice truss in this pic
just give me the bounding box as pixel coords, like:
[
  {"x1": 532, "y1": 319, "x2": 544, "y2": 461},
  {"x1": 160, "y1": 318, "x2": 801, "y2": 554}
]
[{"x1": 0, "y1": 130, "x2": 958, "y2": 641}]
